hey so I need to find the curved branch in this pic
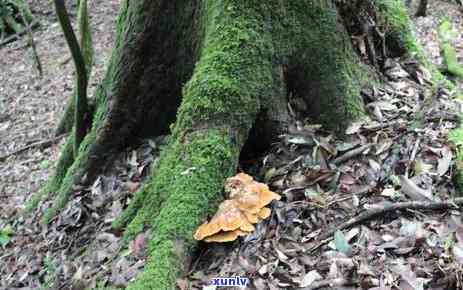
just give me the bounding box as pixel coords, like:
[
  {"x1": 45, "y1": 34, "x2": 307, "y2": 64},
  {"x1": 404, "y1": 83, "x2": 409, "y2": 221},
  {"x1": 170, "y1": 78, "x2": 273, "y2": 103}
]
[{"x1": 310, "y1": 198, "x2": 463, "y2": 252}]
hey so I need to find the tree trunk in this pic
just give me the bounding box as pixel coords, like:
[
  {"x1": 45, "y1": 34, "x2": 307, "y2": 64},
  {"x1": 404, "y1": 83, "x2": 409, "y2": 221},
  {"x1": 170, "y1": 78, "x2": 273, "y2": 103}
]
[
  {"x1": 415, "y1": 0, "x2": 428, "y2": 17},
  {"x1": 30, "y1": 0, "x2": 425, "y2": 288}
]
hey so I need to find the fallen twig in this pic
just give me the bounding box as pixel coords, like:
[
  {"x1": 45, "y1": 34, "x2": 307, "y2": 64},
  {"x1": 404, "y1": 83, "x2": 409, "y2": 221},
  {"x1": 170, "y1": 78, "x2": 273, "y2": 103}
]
[
  {"x1": 0, "y1": 134, "x2": 67, "y2": 162},
  {"x1": 300, "y1": 278, "x2": 355, "y2": 290},
  {"x1": 0, "y1": 20, "x2": 39, "y2": 47},
  {"x1": 310, "y1": 198, "x2": 463, "y2": 252},
  {"x1": 333, "y1": 144, "x2": 372, "y2": 165}
]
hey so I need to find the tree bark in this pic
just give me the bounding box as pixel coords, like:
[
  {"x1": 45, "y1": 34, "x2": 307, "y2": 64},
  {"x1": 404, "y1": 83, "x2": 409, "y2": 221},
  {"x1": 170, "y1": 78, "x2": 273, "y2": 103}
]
[
  {"x1": 30, "y1": 0, "x2": 424, "y2": 288},
  {"x1": 415, "y1": 0, "x2": 428, "y2": 17}
]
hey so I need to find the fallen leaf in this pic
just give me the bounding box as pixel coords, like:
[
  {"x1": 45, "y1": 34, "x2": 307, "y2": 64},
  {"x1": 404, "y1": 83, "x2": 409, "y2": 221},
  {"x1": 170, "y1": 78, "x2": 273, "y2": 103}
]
[
  {"x1": 399, "y1": 176, "x2": 433, "y2": 201},
  {"x1": 437, "y1": 146, "x2": 452, "y2": 176},
  {"x1": 334, "y1": 230, "x2": 351, "y2": 255},
  {"x1": 299, "y1": 270, "x2": 322, "y2": 287}
]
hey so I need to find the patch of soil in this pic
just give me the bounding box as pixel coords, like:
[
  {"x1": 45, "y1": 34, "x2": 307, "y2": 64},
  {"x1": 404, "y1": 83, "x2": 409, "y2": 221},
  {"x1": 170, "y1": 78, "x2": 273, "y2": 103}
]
[{"x1": 0, "y1": 0, "x2": 119, "y2": 219}]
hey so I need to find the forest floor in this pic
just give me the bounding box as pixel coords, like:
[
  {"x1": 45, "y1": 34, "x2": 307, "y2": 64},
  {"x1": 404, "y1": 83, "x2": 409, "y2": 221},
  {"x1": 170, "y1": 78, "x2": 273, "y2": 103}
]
[{"x1": 0, "y1": 1, "x2": 462, "y2": 290}]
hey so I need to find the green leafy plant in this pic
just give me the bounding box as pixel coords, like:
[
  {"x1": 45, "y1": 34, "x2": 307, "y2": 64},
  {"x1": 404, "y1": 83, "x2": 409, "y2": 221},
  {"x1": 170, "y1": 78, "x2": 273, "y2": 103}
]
[{"x1": 0, "y1": 224, "x2": 14, "y2": 248}]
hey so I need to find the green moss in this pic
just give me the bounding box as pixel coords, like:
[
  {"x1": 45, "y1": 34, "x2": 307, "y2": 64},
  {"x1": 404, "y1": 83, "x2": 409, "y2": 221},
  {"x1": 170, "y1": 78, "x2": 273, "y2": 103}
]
[
  {"x1": 39, "y1": 0, "x2": 442, "y2": 288},
  {"x1": 42, "y1": 122, "x2": 98, "y2": 223},
  {"x1": 125, "y1": 1, "x2": 275, "y2": 288},
  {"x1": 449, "y1": 128, "x2": 463, "y2": 192},
  {"x1": 25, "y1": 137, "x2": 74, "y2": 212},
  {"x1": 374, "y1": 0, "x2": 452, "y2": 88},
  {"x1": 280, "y1": 1, "x2": 367, "y2": 128},
  {"x1": 449, "y1": 128, "x2": 463, "y2": 144},
  {"x1": 373, "y1": 0, "x2": 420, "y2": 56},
  {"x1": 438, "y1": 20, "x2": 463, "y2": 80}
]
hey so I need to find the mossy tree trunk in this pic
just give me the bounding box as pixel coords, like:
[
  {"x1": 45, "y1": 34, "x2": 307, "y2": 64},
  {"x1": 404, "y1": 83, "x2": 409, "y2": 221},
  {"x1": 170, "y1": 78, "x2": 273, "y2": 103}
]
[{"x1": 33, "y1": 0, "x2": 422, "y2": 288}]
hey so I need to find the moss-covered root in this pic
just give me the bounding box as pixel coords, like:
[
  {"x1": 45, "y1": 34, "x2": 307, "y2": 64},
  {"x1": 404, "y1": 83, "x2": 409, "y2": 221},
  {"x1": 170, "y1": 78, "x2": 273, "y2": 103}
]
[
  {"x1": 373, "y1": 0, "x2": 421, "y2": 57},
  {"x1": 128, "y1": 131, "x2": 244, "y2": 290},
  {"x1": 125, "y1": 1, "x2": 274, "y2": 288},
  {"x1": 25, "y1": 137, "x2": 75, "y2": 212},
  {"x1": 450, "y1": 129, "x2": 463, "y2": 193},
  {"x1": 373, "y1": 0, "x2": 450, "y2": 86},
  {"x1": 55, "y1": 98, "x2": 75, "y2": 135},
  {"x1": 30, "y1": 0, "x2": 135, "y2": 222},
  {"x1": 284, "y1": 1, "x2": 366, "y2": 131},
  {"x1": 438, "y1": 20, "x2": 463, "y2": 80}
]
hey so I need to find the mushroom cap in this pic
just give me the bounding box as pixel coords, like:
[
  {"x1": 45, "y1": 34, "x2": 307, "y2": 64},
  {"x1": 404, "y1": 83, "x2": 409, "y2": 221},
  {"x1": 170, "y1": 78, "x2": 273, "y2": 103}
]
[
  {"x1": 194, "y1": 173, "x2": 280, "y2": 243},
  {"x1": 194, "y1": 200, "x2": 252, "y2": 240},
  {"x1": 234, "y1": 183, "x2": 281, "y2": 214},
  {"x1": 243, "y1": 211, "x2": 259, "y2": 224},
  {"x1": 204, "y1": 230, "x2": 248, "y2": 243},
  {"x1": 258, "y1": 207, "x2": 271, "y2": 219},
  {"x1": 226, "y1": 173, "x2": 254, "y2": 186},
  {"x1": 193, "y1": 221, "x2": 219, "y2": 241},
  {"x1": 225, "y1": 173, "x2": 254, "y2": 199}
]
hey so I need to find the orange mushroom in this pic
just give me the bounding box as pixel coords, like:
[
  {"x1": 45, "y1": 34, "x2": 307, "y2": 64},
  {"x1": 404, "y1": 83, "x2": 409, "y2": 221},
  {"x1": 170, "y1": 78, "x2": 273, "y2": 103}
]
[
  {"x1": 194, "y1": 173, "x2": 281, "y2": 243},
  {"x1": 225, "y1": 172, "x2": 254, "y2": 198},
  {"x1": 233, "y1": 183, "x2": 281, "y2": 214},
  {"x1": 194, "y1": 200, "x2": 245, "y2": 240},
  {"x1": 258, "y1": 207, "x2": 271, "y2": 219}
]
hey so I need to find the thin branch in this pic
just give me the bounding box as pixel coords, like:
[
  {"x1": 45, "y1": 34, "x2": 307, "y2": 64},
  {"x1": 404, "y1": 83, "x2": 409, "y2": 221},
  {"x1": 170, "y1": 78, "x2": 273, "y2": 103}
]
[
  {"x1": 0, "y1": 20, "x2": 39, "y2": 47},
  {"x1": 333, "y1": 144, "x2": 372, "y2": 165},
  {"x1": 309, "y1": 198, "x2": 463, "y2": 252},
  {"x1": 18, "y1": 3, "x2": 42, "y2": 77},
  {"x1": 300, "y1": 278, "x2": 355, "y2": 290},
  {"x1": 0, "y1": 134, "x2": 67, "y2": 162}
]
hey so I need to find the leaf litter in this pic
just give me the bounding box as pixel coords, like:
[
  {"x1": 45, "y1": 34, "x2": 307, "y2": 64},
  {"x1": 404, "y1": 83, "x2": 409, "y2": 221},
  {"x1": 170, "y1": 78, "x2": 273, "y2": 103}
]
[
  {"x1": 0, "y1": 1, "x2": 463, "y2": 289},
  {"x1": 185, "y1": 4, "x2": 463, "y2": 290}
]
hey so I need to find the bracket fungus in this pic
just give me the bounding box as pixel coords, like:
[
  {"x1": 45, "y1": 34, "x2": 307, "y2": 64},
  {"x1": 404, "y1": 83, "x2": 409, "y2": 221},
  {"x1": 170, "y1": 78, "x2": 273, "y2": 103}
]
[{"x1": 194, "y1": 173, "x2": 281, "y2": 243}]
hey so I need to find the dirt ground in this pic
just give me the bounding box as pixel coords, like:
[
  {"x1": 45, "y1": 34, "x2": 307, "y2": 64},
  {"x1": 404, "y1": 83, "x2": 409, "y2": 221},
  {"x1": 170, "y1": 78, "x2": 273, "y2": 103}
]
[
  {"x1": 0, "y1": 0, "x2": 119, "y2": 219},
  {"x1": 0, "y1": 1, "x2": 462, "y2": 289}
]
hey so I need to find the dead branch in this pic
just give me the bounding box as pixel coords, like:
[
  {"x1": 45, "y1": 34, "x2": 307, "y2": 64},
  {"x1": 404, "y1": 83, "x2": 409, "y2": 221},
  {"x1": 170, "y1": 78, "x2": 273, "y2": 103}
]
[
  {"x1": 300, "y1": 278, "x2": 355, "y2": 290},
  {"x1": 333, "y1": 144, "x2": 372, "y2": 165},
  {"x1": 0, "y1": 20, "x2": 39, "y2": 47},
  {"x1": 0, "y1": 134, "x2": 67, "y2": 162},
  {"x1": 310, "y1": 198, "x2": 463, "y2": 252}
]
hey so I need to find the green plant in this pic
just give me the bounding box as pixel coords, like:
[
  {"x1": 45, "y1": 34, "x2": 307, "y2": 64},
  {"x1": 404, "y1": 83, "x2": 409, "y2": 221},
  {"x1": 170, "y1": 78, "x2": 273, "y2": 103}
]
[
  {"x1": 0, "y1": 224, "x2": 14, "y2": 248},
  {"x1": 40, "y1": 256, "x2": 58, "y2": 290}
]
